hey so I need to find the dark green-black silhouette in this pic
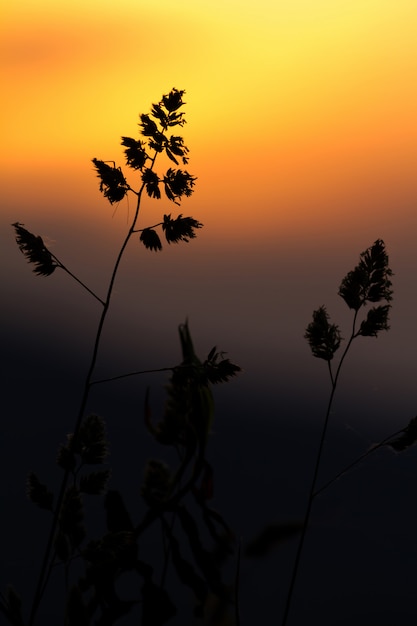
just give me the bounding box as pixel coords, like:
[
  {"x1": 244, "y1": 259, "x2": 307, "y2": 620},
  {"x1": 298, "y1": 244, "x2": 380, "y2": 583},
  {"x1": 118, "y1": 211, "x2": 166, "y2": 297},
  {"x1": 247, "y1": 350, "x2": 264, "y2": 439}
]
[{"x1": 3, "y1": 89, "x2": 240, "y2": 626}]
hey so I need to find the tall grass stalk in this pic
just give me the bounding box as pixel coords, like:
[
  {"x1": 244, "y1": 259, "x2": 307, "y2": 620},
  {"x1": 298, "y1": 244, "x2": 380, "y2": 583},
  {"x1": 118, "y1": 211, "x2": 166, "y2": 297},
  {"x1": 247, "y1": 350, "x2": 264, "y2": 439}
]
[
  {"x1": 6, "y1": 89, "x2": 240, "y2": 626},
  {"x1": 281, "y1": 239, "x2": 393, "y2": 626}
]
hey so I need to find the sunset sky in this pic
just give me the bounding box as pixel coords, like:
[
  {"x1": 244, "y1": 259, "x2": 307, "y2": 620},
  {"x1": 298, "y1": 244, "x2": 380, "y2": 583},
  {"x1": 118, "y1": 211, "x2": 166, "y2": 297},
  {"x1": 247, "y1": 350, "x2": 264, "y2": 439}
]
[
  {"x1": 2, "y1": 0, "x2": 416, "y2": 240},
  {"x1": 2, "y1": 0, "x2": 416, "y2": 379},
  {"x1": 2, "y1": 3, "x2": 417, "y2": 623}
]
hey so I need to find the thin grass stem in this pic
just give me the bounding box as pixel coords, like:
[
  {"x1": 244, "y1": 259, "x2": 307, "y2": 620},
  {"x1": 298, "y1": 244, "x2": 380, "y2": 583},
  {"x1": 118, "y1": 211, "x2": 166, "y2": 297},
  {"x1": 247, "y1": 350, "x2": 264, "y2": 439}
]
[
  {"x1": 50, "y1": 256, "x2": 106, "y2": 305},
  {"x1": 281, "y1": 312, "x2": 358, "y2": 626},
  {"x1": 313, "y1": 428, "x2": 403, "y2": 498},
  {"x1": 29, "y1": 176, "x2": 150, "y2": 626},
  {"x1": 90, "y1": 366, "x2": 175, "y2": 385}
]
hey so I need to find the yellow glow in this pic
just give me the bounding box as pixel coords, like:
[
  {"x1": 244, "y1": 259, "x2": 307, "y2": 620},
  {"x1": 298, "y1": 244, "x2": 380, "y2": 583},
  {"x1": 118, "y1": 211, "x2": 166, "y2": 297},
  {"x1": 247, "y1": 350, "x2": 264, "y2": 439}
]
[{"x1": 1, "y1": 0, "x2": 416, "y2": 242}]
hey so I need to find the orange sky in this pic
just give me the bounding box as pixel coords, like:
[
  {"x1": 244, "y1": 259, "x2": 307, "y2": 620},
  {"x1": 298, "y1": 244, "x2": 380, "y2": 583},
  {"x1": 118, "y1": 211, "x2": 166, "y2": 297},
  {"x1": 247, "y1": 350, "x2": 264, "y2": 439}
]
[{"x1": 2, "y1": 0, "x2": 416, "y2": 243}]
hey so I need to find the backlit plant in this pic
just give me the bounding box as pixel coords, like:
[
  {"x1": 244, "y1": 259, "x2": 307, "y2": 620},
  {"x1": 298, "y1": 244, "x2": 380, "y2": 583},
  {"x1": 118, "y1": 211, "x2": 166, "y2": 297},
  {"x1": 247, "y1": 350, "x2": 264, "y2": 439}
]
[
  {"x1": 3, "y1": 89, "x2": 241, "y2": 626},
  {"x1": 281, "y1": 239, "x2": 417, "y2": 625},
  {"x1": 6, "y1": 91, "x2": 417, "y2": 626}
]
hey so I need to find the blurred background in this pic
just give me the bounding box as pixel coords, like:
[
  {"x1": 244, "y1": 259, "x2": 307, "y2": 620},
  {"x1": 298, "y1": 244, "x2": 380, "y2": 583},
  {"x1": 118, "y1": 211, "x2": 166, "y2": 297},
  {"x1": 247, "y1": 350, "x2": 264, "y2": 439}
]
[{"x1": 2, "y1": 1, "x2": 417, "y2": 624}]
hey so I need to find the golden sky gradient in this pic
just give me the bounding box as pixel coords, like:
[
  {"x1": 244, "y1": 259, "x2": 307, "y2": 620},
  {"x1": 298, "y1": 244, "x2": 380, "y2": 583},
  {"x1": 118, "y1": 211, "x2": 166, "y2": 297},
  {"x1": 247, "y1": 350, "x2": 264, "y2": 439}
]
[{"x1": 2, "y1": 0, "x2": 416, "y2": 242}]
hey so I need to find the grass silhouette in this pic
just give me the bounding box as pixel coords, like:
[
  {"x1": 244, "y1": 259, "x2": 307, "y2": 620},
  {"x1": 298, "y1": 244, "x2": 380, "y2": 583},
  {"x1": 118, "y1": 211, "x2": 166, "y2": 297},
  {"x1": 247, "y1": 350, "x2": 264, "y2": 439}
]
[
  {"x1": 279, "y1": 239, "x2": 417, "y2": 625},
  {"x1": 3, "y1": 90, "x2": 417, "y2": 626},
  {"x1": 3, "y1": 89, "x2": 240, "y2": 626}
]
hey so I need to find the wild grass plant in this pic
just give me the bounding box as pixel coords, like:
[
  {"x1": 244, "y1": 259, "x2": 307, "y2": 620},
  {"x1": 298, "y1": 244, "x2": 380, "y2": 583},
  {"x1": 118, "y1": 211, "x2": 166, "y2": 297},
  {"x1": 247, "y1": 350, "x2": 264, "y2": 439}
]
[
  {"x1": 3, "y1": 88, "x2": 417, "y2": 626},
  {"x1": 2, "y1": 89, "x2": 241, "y2": 626},
  {"x1": 279, "y1": 239, "x2": 417, "y2": 625}
]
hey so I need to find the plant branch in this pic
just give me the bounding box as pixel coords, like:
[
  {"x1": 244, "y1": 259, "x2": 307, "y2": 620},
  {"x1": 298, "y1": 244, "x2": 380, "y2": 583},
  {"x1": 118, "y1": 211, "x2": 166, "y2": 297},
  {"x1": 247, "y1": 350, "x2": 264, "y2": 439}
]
[
  {"x1": 235, "y1": 538, "x2": 241, "y2": 626},
  {"x1": 50, "y1": 254, "x2": 106, "y2": 305},
  {"x1": 90, "y1": 366, "x2": 175, "y2": 385},
  {"x1": 132, "y1": 220, "x2": 164, "y2": 233},
  {"x1": 22, "y1": 91, "x2": 212, "y2": 625},
  {"x1": 313, "y1": 428, "x2": 404, "y2": 498}
]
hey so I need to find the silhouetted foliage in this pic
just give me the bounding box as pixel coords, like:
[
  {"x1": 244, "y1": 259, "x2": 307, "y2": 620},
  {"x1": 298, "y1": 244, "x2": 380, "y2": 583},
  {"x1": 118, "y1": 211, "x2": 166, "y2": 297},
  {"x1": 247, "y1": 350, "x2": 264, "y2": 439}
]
[
  {"x1": 141, "y1": 168, "x2": 161, "y2": 199},
  {"x1": 139, "y1": 228, "x2": 162, "y2": 251},
  {"x1": 165, "y1": 135, "x2": 189, "y2": 165},
  {"x1": 305, "y1": 240, "x2": 393, "y2": 371},
  {"x1": 12, "y1": 222, "x2": 57, "y2": 276},
  {"x1": 358, "y1": 304, "x2": 391, "y2": 336},
  {"x1": 304, "y1": 306, "x2": 341, "y2": 361},
  {"x1": 338, "y1": 238, "x2": 393, "y2": 310},
  {"x1": 282, "y1": 239, "x2": 397, "y2": 626},
  {"x1": 162, "y1": 88, "x2": 186, "y2": 115},
  {"x1": 26, "y1": 322, "x2": 238, "y2": 625},
  {"x1": 9, "y1": 89, "x2": 241, "y2": 626},
  {"x1": 92, "y1": 160, "x2": 129, "y2": 204},
  {"x1": 9, "y1": 88, "x2": 417, "y2": 626},
  {"x1": 121, "y1": 136, "x2": 148, "y2": 170},
  {"x1": 163, "y1": 168, "x2": 196, "y2": 203},
  {"x1": 162, "y1": 213, "x2": 202, "y2": 243},
  {"x1": 203, "y1": 349, "x2": 242, "y2": 384}
]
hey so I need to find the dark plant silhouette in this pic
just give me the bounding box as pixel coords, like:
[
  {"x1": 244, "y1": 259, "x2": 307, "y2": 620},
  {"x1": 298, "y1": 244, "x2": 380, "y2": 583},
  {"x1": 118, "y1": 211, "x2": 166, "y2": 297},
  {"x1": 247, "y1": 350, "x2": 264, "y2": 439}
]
[
  {"x1": 3, "y1": 89, "x2": 241, "y2": 626},
  {"x1": 280, "y1": 239, "x2": 416, "y2": 626},
  {"x1": 7, "y1": 92, "x2": 417, "y2": 626}
]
